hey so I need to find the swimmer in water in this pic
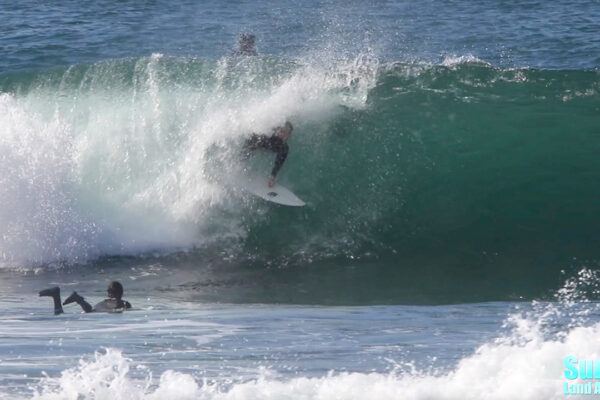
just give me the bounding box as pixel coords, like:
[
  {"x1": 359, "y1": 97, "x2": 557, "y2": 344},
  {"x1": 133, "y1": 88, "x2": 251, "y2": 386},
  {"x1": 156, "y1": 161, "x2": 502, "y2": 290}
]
[
  {"x1": 39, "y1": 281, "x2": 132, "y2": 315},
  {"x1": 232, "y1": 33, "x2": 258, "y2": 56}
]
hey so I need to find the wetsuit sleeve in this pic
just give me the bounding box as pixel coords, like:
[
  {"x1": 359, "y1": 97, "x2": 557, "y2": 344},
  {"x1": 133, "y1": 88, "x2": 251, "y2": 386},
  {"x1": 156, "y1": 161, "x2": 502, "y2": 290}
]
[{"x1": 271, "y1": 143, "x2": 288, "y2": 177}]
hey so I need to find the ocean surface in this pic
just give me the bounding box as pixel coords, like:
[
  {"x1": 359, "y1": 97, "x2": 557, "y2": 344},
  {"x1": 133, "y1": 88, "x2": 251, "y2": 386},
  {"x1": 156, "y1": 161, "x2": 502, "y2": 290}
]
[{"x1": 1, "y1": 0, "x2": 599, "y2": 399}]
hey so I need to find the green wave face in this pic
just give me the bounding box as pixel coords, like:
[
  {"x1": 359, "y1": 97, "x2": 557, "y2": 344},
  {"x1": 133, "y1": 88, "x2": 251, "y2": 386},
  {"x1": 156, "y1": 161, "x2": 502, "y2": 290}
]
[
  {"x1": 247, "y1": 64, "x2": 600, "y2": 302},
  {"x1": 250, "y1": 64, "x2": 600, "y2": 254},
  {"x1": 1, "y1": 57, "x2": 599, "y2": 302}
]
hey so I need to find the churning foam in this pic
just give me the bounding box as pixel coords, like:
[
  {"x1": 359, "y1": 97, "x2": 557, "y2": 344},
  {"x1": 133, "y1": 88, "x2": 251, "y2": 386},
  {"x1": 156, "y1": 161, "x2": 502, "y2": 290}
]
[
  {"x1": 21, "y1": 270, "x2": 600, "y2": 399},
  {"x1": 0, "y1": 53, "x2": 377, "y2": 269},
  {"x1": 441, "y1": 54, "x2": 491, "y2": 67},
  {"x1": 27, "y1": 308, "x2": 600, "y2": 400}
]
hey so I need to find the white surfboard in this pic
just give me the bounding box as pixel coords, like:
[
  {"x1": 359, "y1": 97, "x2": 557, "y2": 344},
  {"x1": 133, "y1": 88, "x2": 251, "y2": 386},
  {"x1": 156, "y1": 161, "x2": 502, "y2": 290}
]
[{"x1": 241, "y1": 174, "x2": 305, "y2": 207}]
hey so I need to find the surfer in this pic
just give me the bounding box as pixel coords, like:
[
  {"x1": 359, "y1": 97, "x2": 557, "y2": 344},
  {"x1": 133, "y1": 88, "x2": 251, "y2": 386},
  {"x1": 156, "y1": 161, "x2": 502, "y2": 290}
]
[
  {"x1": 232, "y1": 33, "x2": 257, "y2": 56},
  {"x1": 243, "y1": 121, "x2": 293, "y2": 187},
  {"x1": 39, "y1": 281, "x2": 132, "y2": 315}
]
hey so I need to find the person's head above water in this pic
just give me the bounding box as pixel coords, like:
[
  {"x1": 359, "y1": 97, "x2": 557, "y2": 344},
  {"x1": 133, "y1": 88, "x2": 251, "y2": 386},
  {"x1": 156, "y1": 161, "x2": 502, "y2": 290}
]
[
  {"x1": 107, "y1": 281, "x2": 124, "y2": 300},
  {"x1": 275, "y1": 121, "x2": 293, "y2": 142},
  {"x1": 236, "y1": 33, "x2": 257, "y2": 55}
]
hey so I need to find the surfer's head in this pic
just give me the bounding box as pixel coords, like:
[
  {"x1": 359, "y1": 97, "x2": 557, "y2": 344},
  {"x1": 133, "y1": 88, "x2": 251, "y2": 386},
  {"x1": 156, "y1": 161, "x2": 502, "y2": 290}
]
[
  {"x1": 107, "y1": 281, "x2": 124, "y2": 300},
  {"x1": 237, "y1": 33, "x2": 256, "y2": 52},
  {"x1": 276, "y1": 121, "x2": 293, "y2": 142}
]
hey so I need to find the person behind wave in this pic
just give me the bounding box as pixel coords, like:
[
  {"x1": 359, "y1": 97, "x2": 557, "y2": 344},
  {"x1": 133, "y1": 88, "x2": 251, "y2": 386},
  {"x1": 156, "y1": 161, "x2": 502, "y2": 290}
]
[
  {"x1": 232, "y1": 33, "x2": 257, "y2": 56},
  {"x1": 39, "y1": 281, "x2": 132, "y2": 315},
  {"x1": 243, "y1": 121, "x2": 293, "y2": 187}
]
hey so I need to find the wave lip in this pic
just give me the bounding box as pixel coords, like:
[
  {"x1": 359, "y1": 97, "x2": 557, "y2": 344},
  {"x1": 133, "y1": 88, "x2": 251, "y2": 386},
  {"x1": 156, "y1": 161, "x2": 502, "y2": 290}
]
[{"x1": 441, "y1": 54, "x2": 492, "y2": 67}]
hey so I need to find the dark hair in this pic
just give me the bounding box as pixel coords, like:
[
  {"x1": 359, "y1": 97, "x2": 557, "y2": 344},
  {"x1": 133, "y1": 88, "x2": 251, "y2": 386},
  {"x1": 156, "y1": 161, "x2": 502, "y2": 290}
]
[
  {"x1": 284, "y1": 121, "x2": 293, "y2": 131},
  {"x1": 107, "y1": 281, "x2": 124, "y2": 299},
  {"x1": 239, "y1": 33, "x2": 256, "y2": 45}
]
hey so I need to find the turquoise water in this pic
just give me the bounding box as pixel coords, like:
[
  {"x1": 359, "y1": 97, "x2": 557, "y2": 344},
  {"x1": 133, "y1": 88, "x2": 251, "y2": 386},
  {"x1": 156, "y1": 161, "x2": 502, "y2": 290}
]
[{"x1": 1, "y1": 0, "x2": 599, "y2": 398}]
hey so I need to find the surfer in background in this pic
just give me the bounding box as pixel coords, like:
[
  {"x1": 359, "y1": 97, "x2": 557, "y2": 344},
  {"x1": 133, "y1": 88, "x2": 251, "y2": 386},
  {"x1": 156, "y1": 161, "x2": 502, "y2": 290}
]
[
  {"x1": 232, "y1": 33, "x2": 257, "y2": 56},
  {"x1": 243, "y1": 121, "x2": 293, "y2": 187},
  {"x1": 39, "y1": 281, "x2": 132, "y2": 315}
]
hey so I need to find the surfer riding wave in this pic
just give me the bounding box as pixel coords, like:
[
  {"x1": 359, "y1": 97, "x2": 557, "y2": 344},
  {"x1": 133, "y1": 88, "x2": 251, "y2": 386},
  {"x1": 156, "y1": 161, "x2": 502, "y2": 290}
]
[{"x1": 242, "y1": 121, "x2": 293, "y2": 187}]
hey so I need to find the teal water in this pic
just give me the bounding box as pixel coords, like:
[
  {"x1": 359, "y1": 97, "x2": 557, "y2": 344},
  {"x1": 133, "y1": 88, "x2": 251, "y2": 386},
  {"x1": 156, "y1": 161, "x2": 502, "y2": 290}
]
[
  {"x1": 1, "y1": 57, "x2": 598, "y2": 303},
  {"x1": 1, "y1": 1, "x2": 600, "y2": 398}
]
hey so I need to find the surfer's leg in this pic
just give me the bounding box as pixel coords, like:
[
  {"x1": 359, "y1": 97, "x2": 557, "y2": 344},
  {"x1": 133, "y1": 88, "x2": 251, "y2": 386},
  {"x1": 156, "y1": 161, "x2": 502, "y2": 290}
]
[
  {"x1": 240, "y1": 144, "x2": 254, "y2": 162},
  {"x1": 39, "y1": 287, "x2": 64, "y2": 315},
  {"x1": 240, "y1": 151, "x2": 251, "y2": 166},
  {"x1": 239, "y1": 148, "x2": 255, "y2": 174},
  {"x1": 63, "y1": 291, "x2": 93, "y2": 313}
]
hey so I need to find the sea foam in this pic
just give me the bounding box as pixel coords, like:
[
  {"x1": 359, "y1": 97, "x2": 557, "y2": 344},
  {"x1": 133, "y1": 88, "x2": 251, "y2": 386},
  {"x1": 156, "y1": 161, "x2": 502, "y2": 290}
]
[
  {"x1": 0, "y1": 54, "x2": 377, "y2": 270},
  {"x1": 27, "y1": 315, "x2": 600, "y2": 400}
]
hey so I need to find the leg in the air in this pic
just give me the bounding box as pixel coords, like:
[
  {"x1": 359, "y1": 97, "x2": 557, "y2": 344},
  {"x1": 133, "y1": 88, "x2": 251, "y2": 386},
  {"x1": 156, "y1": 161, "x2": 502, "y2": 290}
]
[
  {"x1": 63, "y1": 291, "x2": 93, "y2": 313},
  {"x1": 39, "y1": 287, "x2": 64, "y2": 315}
]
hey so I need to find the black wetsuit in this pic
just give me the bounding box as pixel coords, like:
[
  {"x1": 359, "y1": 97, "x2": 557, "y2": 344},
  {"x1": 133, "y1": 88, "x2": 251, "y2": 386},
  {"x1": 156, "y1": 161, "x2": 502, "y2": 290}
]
[
  {"x1": 39, "y1": 286, "x2": 132, "y2": 315},
  {"x1": 73, "y1": 297, "x2": 132, "y2": 313},
  {"x1": 92, "y1": 299, "x2": 132, "y2": 312},
  {"x1": 244, "y1": 134, "x2": 289, "y2": 177}
]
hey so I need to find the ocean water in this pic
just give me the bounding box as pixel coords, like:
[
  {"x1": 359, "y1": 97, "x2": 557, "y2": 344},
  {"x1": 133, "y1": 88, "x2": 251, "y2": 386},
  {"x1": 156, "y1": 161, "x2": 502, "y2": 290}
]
[{"x1": 1, "y1": 0, "x2": 599, "y2": 399}]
